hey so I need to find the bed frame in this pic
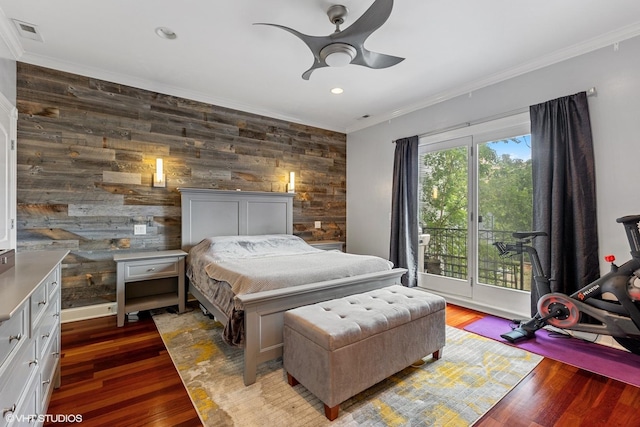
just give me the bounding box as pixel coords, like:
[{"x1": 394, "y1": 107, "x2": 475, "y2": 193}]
[{"x1": 179, "y1": 188, "x2": 407, "y2": 385}]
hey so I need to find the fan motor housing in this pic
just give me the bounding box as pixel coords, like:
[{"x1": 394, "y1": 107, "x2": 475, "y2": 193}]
[{"x1": 327, "y1": 5, "x2": 349, "y2": 25}]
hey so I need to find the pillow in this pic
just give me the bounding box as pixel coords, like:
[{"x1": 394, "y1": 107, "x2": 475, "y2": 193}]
[{"x1": 194, "y1": 234, "x2": 321, "y2": 262}]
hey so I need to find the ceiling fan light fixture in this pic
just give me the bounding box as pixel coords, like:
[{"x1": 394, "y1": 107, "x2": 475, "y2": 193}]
[{"x1": 321, "y1": 43, "x2": 356, "y2": 67}]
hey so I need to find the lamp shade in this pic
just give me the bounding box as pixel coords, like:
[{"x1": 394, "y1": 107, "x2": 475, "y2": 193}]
[
  {"x1": 288, "y1": 171, "x2": 295, "y2": 193},
  {"x1": 153, "y1": 158, "x2": 166, "y2": 187}
]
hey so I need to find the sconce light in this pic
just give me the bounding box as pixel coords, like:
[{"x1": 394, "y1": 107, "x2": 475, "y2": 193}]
[
  {"x1": 288, "y1": 171, "x2": 295, "y2": 193},
  {"x1": 432, "y1": 185, "x2": 438, "y2": 200},
  {"x1": 153, "y1": 158, "x2": 166, "y2": 188}
]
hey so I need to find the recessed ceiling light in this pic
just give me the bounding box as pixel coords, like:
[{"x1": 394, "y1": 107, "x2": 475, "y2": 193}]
[
  {"x1": 331, "y1": 87, "x2": 344, "y2": 95},
  {"x1": 155, "y1": 27, "x2": 177, "y2": 40}
]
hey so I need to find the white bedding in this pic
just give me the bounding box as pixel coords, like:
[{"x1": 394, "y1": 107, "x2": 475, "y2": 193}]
[{"x1": 190, "y1": 234, "x2": 394, "y2": 299}]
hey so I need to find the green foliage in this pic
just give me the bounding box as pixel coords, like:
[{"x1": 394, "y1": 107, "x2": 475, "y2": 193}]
[
  {"x1": 420, "y1": 146, "x2": 468, "y2": 230},
  {"x1": 420, "y1": 137, "x2": 532, "y2": 232},
  {"x1": 478, "y1": 137, "x2": 532, "y2": 232}
]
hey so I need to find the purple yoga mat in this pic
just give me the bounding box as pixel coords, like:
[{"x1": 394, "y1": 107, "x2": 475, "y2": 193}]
[{"x1": 464, "y1": 316, "x2": 640, "y2": 387}]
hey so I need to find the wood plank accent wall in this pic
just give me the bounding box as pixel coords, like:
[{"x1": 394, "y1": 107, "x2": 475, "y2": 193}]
[{"x1": 15, "y1": 63, "x2": 347, "y2": 309}]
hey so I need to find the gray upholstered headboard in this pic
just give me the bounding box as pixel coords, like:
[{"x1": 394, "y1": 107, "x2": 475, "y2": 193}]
[{"x1": 178, "y1": 188, "x2": 295, "y2": 251}]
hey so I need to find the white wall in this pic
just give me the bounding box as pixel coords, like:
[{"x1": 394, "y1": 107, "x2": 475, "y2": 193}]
[
  {"x1": 347, "y1": 35, "x2": 640, "y2": 274},
  {"x1": 0, "y1": 57, "x2": 16, "y2": 103}
]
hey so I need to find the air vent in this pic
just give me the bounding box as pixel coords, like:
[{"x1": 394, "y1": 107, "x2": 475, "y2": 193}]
[{"x1": 12, "y1": 19, "x2": 43, "y2": 42}]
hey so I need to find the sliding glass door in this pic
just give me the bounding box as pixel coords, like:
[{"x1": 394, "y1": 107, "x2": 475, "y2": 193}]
[
  {"x1": 418, "y1": 136, "x2": 472, "y2": 298},
  {"x1": 418, "y1": 113, "x2": 532, "y2": 316}
]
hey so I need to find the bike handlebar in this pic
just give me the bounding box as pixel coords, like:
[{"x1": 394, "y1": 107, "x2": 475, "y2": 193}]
[{"x1": 616, "y1": 215, "x2": 640, "y2": 256}]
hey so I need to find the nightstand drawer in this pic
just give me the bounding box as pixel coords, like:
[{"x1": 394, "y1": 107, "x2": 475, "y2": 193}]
[{"x1": 124, "y1": 258, "x2": 180, "y2": 281}]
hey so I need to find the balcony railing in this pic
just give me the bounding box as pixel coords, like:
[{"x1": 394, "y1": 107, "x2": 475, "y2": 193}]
[{"x1": 422, "y1": 227, "x2": 530, "y2": 291}]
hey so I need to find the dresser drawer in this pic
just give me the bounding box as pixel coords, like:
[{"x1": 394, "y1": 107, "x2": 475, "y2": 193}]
[
  {"x1": 35, "y1": 300, "x2": 59, "y2": 361},
  {"x1": 0, "y1": 304, "x2": 27, "y2": 368},
  {"x1": 0, "y1": 339, "x2": 37, "y2": 424},
  {"x1": 30, "y1": 282, "x2": 48, "y2": 325},
  {"x1": 47, "y1": 268, "x2": 60, "y2": 299},
  {"x1": 40, "y1": 332, "x2": 59, "y2": 412},
  {"x1": 124, "y1": 258, "x2": 180, "y2": 281},
  {"x1": 9, "y1": 375, "x2": 39, "y2": 427}
]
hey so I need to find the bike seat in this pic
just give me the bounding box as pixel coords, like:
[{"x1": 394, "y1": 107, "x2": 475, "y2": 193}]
[
  {"x1": 616, "y1": 215, "x2": 640, "y2": 225},
  {"x1": 512, "y1": 231, "x2": 547, "y2": 239}
]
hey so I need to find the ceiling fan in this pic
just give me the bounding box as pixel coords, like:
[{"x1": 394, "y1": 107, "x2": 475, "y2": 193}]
[{"x1": 255, "y1": 0, "x2": 405, "y2": 80}]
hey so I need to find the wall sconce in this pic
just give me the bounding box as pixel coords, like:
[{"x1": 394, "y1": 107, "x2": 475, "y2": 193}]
[
  {"x1": 153, "y1": 158, "x2": 166, "y2": 188},
  {"x1": 288, "y1": 171, "x2": 295, "y2": 193}
]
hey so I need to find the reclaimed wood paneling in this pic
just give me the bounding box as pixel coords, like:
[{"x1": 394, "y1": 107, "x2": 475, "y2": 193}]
[{"x1": 16, "y1": 62, "x2": 347, "y2": 309}]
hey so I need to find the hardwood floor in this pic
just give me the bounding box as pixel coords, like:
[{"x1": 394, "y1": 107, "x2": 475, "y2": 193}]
[
  {"x1": 46, "y1": 305, "x2": 640, "y2": 426},
  {"x1": 45, "y1": 313, "x2": 201, "y2": 427}
]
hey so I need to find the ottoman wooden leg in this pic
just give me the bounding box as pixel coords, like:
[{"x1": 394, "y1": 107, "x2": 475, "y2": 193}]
[
  {"x1": 433, "y1": 349, "x2": 442, "y2": 360},
  {"x1": 324, "y1": 404, "x2": 339, "y2": 421},
  {"x1": 287, "y1": 373, "x2": 299, "y2": 386}
]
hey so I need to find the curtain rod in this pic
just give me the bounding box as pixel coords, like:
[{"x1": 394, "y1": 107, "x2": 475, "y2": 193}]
[{"x1": 395, "y1": 87, "x2": 597, "y2": 141}]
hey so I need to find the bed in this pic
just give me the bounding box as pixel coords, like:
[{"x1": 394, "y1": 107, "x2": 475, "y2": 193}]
[{"x1": 179, "y1": 188, "x2": 407, "y2": 385}]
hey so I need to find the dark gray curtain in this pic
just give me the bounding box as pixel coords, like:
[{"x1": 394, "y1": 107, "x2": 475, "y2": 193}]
[
  {"x1": 530, "y1": 91, "x2": 600, "y2": 315},
  {"x1": 390, "y1": 135, "x2": 419, "y2": 287}
]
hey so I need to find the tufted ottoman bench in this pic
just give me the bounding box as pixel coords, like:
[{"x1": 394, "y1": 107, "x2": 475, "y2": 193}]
[{"x1": 283, "y1": 285, "x2": 446, "y2": 421}]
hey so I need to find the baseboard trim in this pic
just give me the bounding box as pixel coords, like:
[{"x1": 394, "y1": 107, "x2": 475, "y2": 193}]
[
  {"x1": 419, "y1": 288, "x2": 528, "y2": 320},
  {"x1": 61, "y1": 302, "x2": 117, "y2": 323}
]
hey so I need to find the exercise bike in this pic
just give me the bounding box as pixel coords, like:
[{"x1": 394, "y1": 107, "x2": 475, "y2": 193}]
[{"x1": 493, "y1": 214, "x2": 640, "y2": 355}]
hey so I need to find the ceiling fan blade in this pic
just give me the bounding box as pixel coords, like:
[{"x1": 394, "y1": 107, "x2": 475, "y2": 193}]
[
  {"x1": 337, "y1": 0, "x2": 395, "y2": 43},
  {"x1": 351, "y1": 49, "x2": 404, "y2": 69},
  {"x1": 254, "y1": 23, "x2": 328, "y2": 58},
  {"x1": 302, "y1": 62, "x2": 328, "y2": 80}
]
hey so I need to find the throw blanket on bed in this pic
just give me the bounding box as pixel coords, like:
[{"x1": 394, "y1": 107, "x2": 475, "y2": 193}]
[{"x1": 205, "y1": 250, "x2": 394, "y2": 297}]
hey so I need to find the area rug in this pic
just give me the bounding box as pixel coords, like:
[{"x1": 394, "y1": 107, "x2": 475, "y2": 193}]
[
  {"x1": 153, "y1": 308, "x2": 542, "y2": 426},
  {"x1": 464, "y1": 315, "x2": 640, "y2": 387}
]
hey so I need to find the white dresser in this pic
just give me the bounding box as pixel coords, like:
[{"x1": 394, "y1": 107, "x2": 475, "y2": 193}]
[{"x1": 0, "y1": 250, "x2": 68, "y2": 426}]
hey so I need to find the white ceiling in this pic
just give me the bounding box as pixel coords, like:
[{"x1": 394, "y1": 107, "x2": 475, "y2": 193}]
[{"x1": 0, "y1": 1, "x2": 639, "y2": 133}]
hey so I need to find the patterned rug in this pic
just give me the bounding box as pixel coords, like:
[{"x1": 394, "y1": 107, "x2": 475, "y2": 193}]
[{"x1": 153, "y1": 308, "x2": 542, "y2": 426}]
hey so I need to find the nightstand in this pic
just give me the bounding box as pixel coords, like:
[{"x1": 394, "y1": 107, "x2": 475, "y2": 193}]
[
  {"x1": 114, "y1": 250, "x2": 187, "y2": 327},
  {"x1": 309, "y1": 240, "x2": 345, "y2": 251}
]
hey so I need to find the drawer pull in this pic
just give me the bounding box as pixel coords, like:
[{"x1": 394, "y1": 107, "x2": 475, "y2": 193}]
[
  {"x1": 42, "y1": 332, "x2": 51, "y2": 339},
  {"x1": 42, "y1": 379, "x2": 51, "y2": 385},
  {"x1": 29, "y1": 359, "x2": 39, "y2": 367},
  {"x1": 38, "y1": 300, "x2": 47, "y2": 306},
  {"x1": 54, "y1": 312, "x2": 60, "y2": 318},
  {"x1": 147, "y1": 267, "x2": 156, "y2": 272},
  {"x1": 2, "y1": 404, "x2": 16, "y2": 417},
  {"x1": 9, "y1": 333, "x2": 22, "y2": 343},
  {"x1": 53, "y1": 351, "x2": 60, "y2": 358},
  {"x1": 51, "y1": 281, "x2": 57, "y2": 286}
]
